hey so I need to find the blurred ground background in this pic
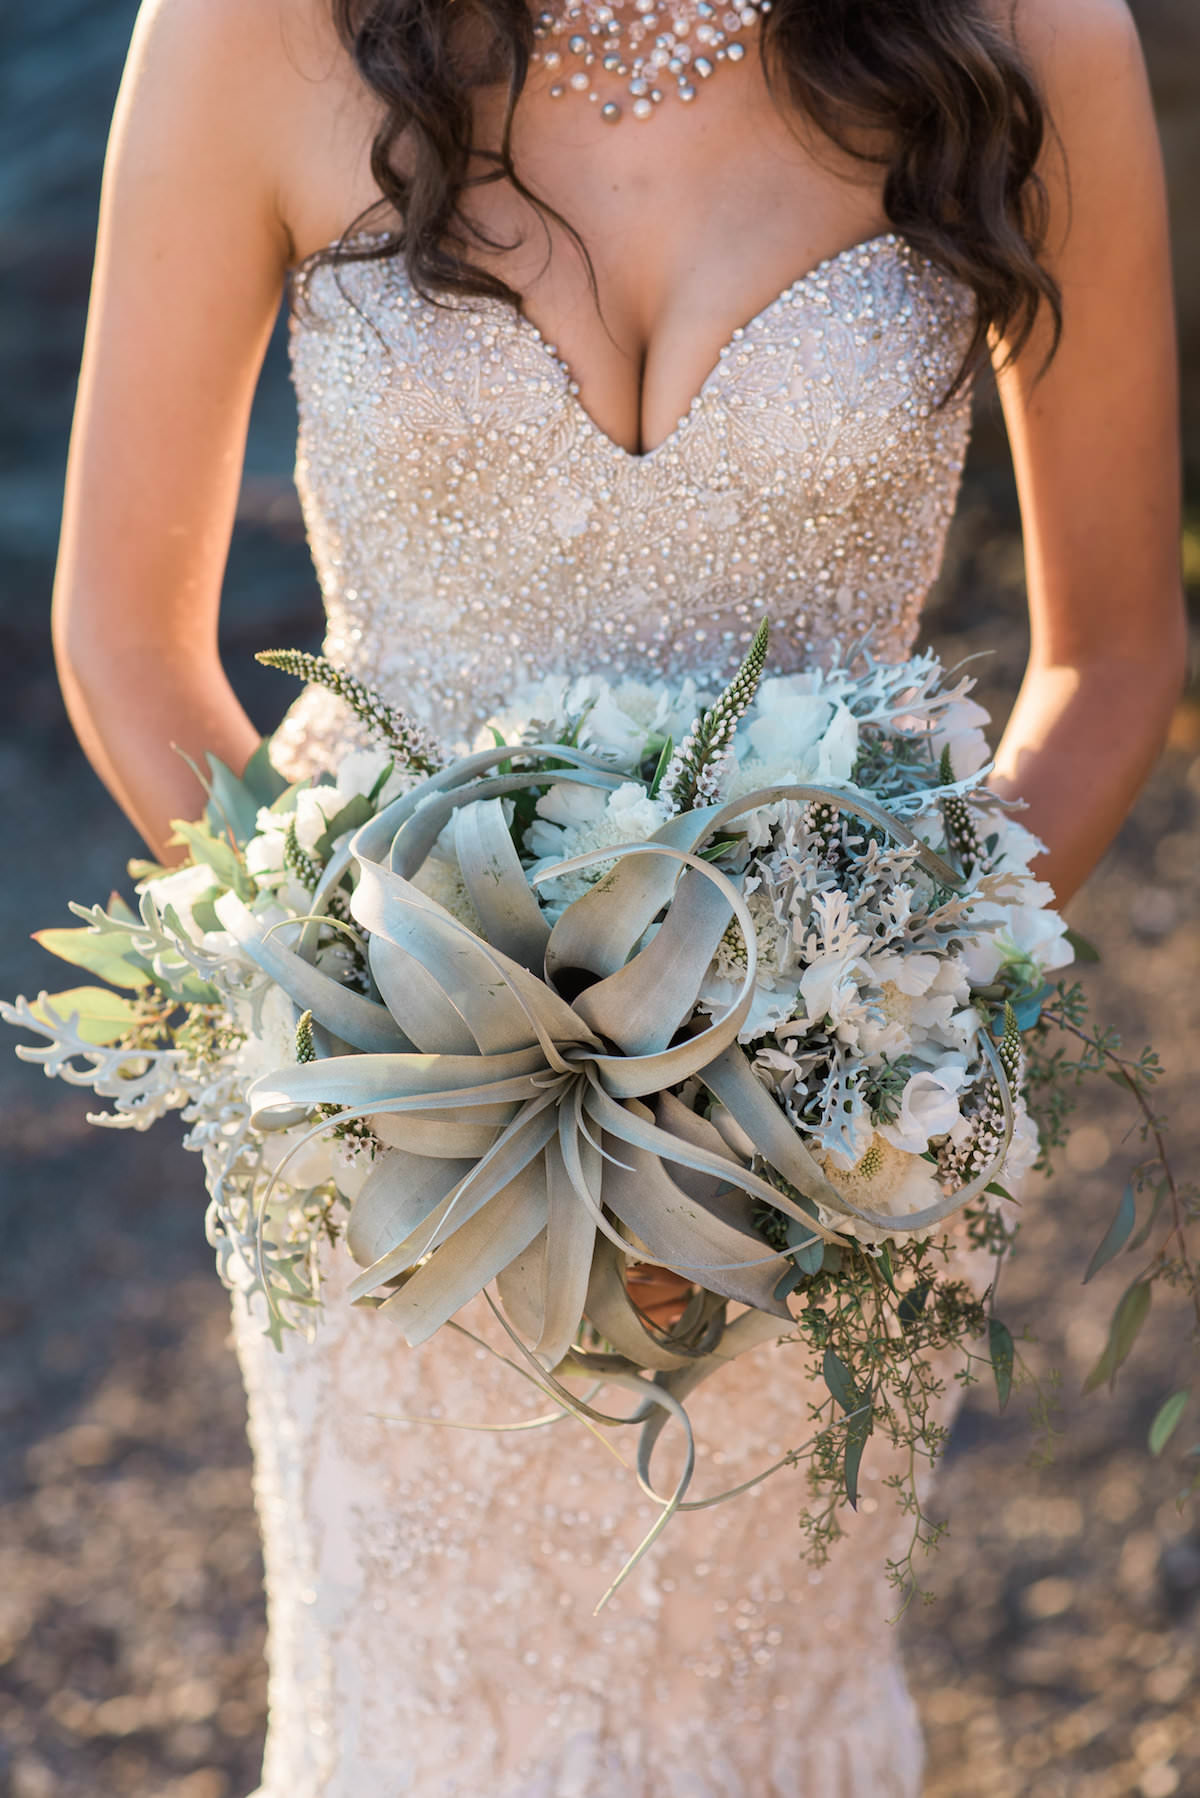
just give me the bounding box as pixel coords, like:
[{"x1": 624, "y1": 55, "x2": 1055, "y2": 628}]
[{"x1": 0, "y1": 3, "x2": 1198, "y2": 1795}]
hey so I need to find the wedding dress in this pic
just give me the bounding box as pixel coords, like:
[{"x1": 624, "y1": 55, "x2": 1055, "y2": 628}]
[{"x1": 236, "y1": 231, "x2": 978, "y2": 1797}]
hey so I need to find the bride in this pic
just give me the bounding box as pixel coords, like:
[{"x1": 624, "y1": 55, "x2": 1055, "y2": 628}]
[{"x1": 52, "y1": 0, "x2": 1184, "y2": 1791}]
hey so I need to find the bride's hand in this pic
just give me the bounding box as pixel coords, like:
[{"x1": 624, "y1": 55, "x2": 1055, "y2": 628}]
[{"x1": 624, "y1": 1263, "x2": 696, "y2": 1330}]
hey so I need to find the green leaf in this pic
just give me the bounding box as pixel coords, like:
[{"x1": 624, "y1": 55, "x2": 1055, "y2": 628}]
[
  {"x1": 312, "y1": 793, "x2": 375, "y2": 861},
  {"x1": 32, "y1": 926, "x2": 153, "y2": 991},
  {"x1": 30, "y1": 987, "x2": 141, "y2": 1046},
  {"x1": 792, "y1": 1237, "x2": 825, "y2": 1276},
  {"x1": 989, "y1": 1318, "x2": 1015, "y2": 1411},
  {"x1": 366, "y1": 758, "x2": 396, "y2": 805},
  {"x1": 168, "y1": 819, "x2": 247, "y2": 894},
  {"x1": 127, "y1": 857, "x2": 172, "y2": 883},
  {"x1": 1064, "y1": 927, "x2": 1101, "y2": 964},
  {"x1": 189, "y1": 896, "x2": 224, "y2": 935},
  {"x1": 1009, "y1": 981, "x2": 1055, "y2": 1032},
  {"x1": 773, "y1": 1264, "x2": 806, "y2": 1302},
  {"x1": 239, "y1": 738, "x2": 289, "y2": 807},
  {"x1": 985, "y1": 1182, "x2": 1014, "y2": 1202},
  {"x1": 648, "y1": 736, "x2": 674, "y2": 799},
  {"x1": 1083, "y1": 1280, "x2": 1153, "y2": 1395},
  {"x1": 1083, "y1": 1183, "x2": 1136, "y2": 1284},
  {"x1": 204, "y1": 755, "x2": 264, "y2": 846},
  {"x1": 875, "y1": 1242, "x2": 896, "y2": 1292},
  {"x1": 1150, "y1": 1390, "x2": 1189, "y2": 1457},
  {"x1": 1126, "y1": 1181, "x2": 1169, "y2": 1255},
  {"x1": 784, "y1": 1210, "x2": 824, "y2": 1276},
  {"x1": 843, "y1": 1384, "x2": 874, "y2": 1510},
  {"x1": 822, "y1": 1347, "x2": 858, "y2": 1414},
  {"x1": 897, "y1": 1282, "x2": 931, "y2": 1333}
]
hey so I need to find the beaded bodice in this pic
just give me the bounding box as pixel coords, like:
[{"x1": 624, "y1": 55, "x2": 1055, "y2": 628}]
[{"x1": 273, "y1": 233, "x2": 975, "y2": 767}]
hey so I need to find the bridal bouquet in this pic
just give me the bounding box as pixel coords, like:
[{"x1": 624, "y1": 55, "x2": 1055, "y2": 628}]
[{"x1": 5, "y1": 625, "x2": 1190, "y2": 1605}]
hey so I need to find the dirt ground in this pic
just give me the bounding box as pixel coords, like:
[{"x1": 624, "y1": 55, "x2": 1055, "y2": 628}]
[{"x1": 1, "y1": 4, "x2": 1198, "y2": 1796}]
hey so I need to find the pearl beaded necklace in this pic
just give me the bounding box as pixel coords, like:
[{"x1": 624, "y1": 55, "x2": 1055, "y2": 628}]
[{"x1": 531, "y1": 0, "x2": 769, "y2": 122}]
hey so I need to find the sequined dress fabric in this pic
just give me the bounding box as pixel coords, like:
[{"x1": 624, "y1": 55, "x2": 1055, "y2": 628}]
[{"x1": 238, "y1": 233, "x2": 977, "y2": 1797}]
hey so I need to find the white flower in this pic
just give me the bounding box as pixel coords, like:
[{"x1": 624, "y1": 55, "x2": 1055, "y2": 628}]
[
  {"x1": 986, "y1": 813, "x2": 1048, "y2": 872},
  {"x1": 866, "y1": 950, "x2": 942, "y2": 998},
  {"x1": 817, "y1": 1133, "x2": 947, "y2": 1247},
  {"x1": 482, "y1": 673, "x2": 706, "y2": 775},
  {"x1": 526, "y1": 780, "x2": 670, "y2": 909},
  {"x1": 878, "y1": 1059, "x2": 971, "y2": 1154},
  {"x1": 959, "y1": 882, "x2": 1075, "y2": 986},
  {"x1": 292, "y1": 784, "x2": 349, "y2": 852},
  {"x1": 244, "y1": 823, "x2": 288, "y2": 883},
  {"x1": 141, "y1": 862, "x2": 223, "y2": 936},
  {"x1": 335, "y1": 748, "x2": 411, "y2": 808},
  {"x1": 482, "y1": 676, "x2": 574, "y2": 747},
  {"x1": 230, "y1": 983, "x2": 302, "y2": 1088},
  {"x1": 1000, "y1": 1099, "x2": 1040, "y2": 1187},
  {"x1": 732, "y1": 679, "x2": 860, "y2": 793},
  {"x1": 929, "y1": 695, "x2": 993, "y2": 778}
]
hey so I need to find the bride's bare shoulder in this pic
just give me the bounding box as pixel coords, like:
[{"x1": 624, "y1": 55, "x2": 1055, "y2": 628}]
[
  {"x1": 126, "y1": 0, "x2": 383, "y2": 260},
  {"x1": 997, "y1": 0, "x2": 1144, "y2": 82}
]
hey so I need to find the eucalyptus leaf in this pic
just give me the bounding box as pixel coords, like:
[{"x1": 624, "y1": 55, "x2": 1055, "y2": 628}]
[
  {"x1": 32, "y1": 926, "x2": 153, "y2": 991},
  {"x1": 989, "y1": 1318, "x2": 1014, "y2": 1411},
  {"x1": 240, "y1": 738, "x2": 290, "y2": 807},
  {"x1": 1083, "y1": 1280, "x2": 1153, "y2": 1395},
  {"x1": 843, "y1": 1388, "x2": 874, "y2": 1511},
  {"x1": 1125, "y1": 1181, "x2": 1169, "y2": 1255},
  {"x1": 897, "y1": 1283, "x2": 931, "y2": 1332},
  {"x1": 1083, "y1": 1183, "x2": 1137, "y2": 1284},
  {"x1": 1149, "y1": 1390, "x2": 1189, "y2": 1457},
  {"x1": 204, "y1": 753, "x2": 268, "y2": 846},
  {"x1": 822, "y1": 1347, "x2": 858, "y2": 1414}
]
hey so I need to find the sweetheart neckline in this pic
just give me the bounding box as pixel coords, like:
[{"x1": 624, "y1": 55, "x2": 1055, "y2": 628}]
[
  {"x1": 508, "y1": 230, "x2": 910, "y2": 464},
  {"x1": 294, "y1": 229, "x2": 943, "y2": 465}
]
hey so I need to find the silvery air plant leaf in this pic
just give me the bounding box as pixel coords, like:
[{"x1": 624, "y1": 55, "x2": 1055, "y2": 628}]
[{"x1": 3, "y1": 623, "x2": 1082, "y2": 1600}]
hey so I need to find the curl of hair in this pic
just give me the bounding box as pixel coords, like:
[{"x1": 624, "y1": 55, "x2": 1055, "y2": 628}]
[{"x1": 321, "y1": 0, "x2": 1062, "y2": 390}]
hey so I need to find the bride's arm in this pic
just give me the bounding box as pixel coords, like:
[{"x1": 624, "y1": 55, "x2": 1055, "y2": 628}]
[
  {"x1": 990, "y1": 0, "x2": 1188, "y2": 906},
  {"x1": 52, "y1": 0, "x2": 301, "y2": 862}
]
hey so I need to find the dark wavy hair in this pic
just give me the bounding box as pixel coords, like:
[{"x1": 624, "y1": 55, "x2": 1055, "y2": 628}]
[{"x1": 319, "y1": 0, "x2": 1063, "y2": 388}]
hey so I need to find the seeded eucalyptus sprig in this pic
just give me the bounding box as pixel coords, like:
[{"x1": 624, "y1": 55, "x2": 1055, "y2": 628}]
[
  {"x1": 257, "y1": 649, "x2": 443, "y2": 776},
  {"x1": 664, "y1": 618, "x2": 769, "y2": 812}
]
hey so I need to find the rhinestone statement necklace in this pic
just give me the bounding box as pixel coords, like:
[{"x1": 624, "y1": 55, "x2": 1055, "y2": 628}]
[{"x1": 531, "y1": 0, "x2": 769, "y2": 122}]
